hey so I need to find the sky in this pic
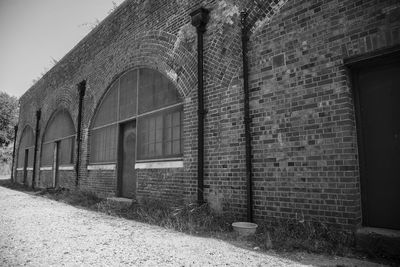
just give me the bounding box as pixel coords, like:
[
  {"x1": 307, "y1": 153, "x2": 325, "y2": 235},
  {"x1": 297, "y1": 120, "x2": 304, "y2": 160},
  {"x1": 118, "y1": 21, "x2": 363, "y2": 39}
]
[{"x1": 0, "y1": 0, "x2": 125, "y2": 98}]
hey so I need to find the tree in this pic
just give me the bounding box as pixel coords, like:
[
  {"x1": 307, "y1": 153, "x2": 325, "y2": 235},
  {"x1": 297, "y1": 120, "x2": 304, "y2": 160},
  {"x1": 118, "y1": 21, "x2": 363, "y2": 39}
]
[{"x1": 0, "y1": 91, "x2": 18, "y2": 147}]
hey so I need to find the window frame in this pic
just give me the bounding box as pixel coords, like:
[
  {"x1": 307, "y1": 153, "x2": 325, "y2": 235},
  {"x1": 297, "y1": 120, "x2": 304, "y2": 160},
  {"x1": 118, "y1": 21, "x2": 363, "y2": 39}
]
[
  {"x1": 89, "y1": 68, "x2": 184, "y2": 165},
  {"x1": 17, "y1": 125, "x2": 35, "y2": 168},
  {"x1": 41, "y1": 134, "x2": 76, "y2": 167},
  {"x1": 40, "y1": 110, "x2": 76, "y2": 167},
  {"x1": 136, "y1": 105, "x2": 183, "y2": 161}
]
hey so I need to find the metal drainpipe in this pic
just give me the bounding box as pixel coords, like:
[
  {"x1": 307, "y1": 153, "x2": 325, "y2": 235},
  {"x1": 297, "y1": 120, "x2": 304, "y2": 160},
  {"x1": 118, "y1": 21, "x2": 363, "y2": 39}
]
[
  {"x1": 190, "y1": 7, "x2": 209, "y2": 205},
  {"x1": 241, "y1": 11, "x2": 254, "y2": 223},
  {"x1": 11, "y1": 125, "x2": 18, "y2": 183},
  {"x1": 32, "y1": 109, "x2": 41, "y2": 189},
  {"x1": 75, "y1": 80, "x2": 86, "y2": 187}
]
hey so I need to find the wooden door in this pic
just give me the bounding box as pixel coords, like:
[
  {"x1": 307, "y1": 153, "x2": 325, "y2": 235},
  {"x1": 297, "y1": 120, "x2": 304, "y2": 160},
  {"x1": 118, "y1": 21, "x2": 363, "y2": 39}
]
[
  {"x1": 23, "y1": 149, "x2": 29, "y2": 184},
  {"x1": 52, "y1": 142, "x2": 60, "y2": 188},
  {"x1": 355, "y1": 59, "x2": 400, "y2": 230},
  {"x1": 118, "y1": 121, "x2": 136, "y2": 198}
]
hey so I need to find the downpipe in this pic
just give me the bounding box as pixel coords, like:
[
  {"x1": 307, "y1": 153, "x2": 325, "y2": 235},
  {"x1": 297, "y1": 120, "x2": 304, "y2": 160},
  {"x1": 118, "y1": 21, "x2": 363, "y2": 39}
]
[
  {"x1": 241, "y1": 11, "x2": 254, "y2": 223},
  {"x1": 32, "y1": 109, "x2": 41, "y2": 189},
  {"x1": 190, "y1": 7, "x2": 209, "y2": 205},
  {"x1": 10, "y1": 125, "x2": 18, "y2": 183},
  {"x1": 75, "y1": 80, "x2": 86, "y2": 186}
]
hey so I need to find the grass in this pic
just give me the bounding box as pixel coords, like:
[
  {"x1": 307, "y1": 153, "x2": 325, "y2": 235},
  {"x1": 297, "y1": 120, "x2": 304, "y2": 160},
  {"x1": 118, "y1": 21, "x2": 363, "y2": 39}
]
[
  {"x1": 97, "y1": 198, "x2": 234, "y2": 234},
  {"x1": 250, "y1": 220, "x2": 354, "y2": 255}
]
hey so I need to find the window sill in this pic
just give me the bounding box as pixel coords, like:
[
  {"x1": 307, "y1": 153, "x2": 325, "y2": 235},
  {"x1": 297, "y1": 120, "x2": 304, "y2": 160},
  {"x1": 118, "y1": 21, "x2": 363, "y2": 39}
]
[
  {"x1": 135, "y1": 160, "x2": 183, "y2": 169},
  {"x1": 87, "y1": 164, "x2": 116, "y2": 170},
  {"x1": 59, "y1": 165, "x2": 74, "y2": 171}
]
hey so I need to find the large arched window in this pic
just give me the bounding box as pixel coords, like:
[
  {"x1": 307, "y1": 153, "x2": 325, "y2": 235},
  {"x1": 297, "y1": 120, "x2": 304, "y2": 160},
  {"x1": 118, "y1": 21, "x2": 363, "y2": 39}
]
[
  {"x1": 41, "y1": 110, "x2": 75, "y2": 167},
  {"x1": 90, "y1": 68, "x2": 183, "y2": 163},
  {"x1": 17, "y1": 125, "x2": 35, "y2": 168}
]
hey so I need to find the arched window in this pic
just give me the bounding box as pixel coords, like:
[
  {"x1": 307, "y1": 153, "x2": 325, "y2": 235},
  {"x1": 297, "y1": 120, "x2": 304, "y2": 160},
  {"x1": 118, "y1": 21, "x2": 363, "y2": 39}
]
[
  {"x1": 17, "y1": 125, "x2": 35, "y2": 168},
  {"x1": 90, "y1": 68, "x2": 183, "y2": 163},
  {"x1": 41, "y1": 110, "x2": 75, "y2": 167}
]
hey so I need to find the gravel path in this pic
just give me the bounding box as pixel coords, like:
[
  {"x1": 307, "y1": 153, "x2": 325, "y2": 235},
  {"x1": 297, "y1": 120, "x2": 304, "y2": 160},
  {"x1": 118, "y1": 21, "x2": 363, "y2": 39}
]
[{"x1": 0, "y1": 186, "x2": 385, "y2": 266}]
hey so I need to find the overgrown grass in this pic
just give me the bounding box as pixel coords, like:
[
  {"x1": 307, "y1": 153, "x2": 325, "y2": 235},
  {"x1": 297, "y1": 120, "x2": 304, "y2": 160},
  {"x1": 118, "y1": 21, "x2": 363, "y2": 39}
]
[
  {"x1": 0, "y1": 181, "x2": 376, "y2": 260},
  {"x1": 97, "y1": 198, "x2": 234, "y2": 234},
  {"x1": 250, "y1": 220, "x2": 354, "y2": 255},
  {"x1": 40, "y1": 187, "x2": 102, "y2": 208}
]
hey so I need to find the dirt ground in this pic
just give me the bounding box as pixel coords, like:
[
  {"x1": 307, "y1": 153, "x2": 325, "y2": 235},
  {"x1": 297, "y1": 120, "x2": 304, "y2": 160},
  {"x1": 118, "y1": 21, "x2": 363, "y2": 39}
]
[{"x1": 0, "y1": 185, "x2": 386, "y2": 266}]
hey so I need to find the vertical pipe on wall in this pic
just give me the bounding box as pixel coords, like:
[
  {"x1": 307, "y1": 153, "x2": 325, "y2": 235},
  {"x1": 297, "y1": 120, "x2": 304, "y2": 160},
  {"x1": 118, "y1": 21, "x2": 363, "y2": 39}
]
[
  {"x1": 190, "y1": 7, "x2": 209, "y2": 205},
  {"x1": 32, "y1": 109, "x2": 41, "y2": 189},
  {"x1": 241, "y1": 11, "x2": 254, "y2": 223},
  {"x1": 10, "y1": 125, "x2": 18, "y2": 183},
  {"x1": 75, "y1": 80, "x2": 86, "y2": 186}
]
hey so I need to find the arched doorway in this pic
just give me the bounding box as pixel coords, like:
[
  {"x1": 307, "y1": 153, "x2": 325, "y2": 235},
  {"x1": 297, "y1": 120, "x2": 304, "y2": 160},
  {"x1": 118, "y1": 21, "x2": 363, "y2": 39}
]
[
  {"x1": 90, "y1": 68, "x2": 183, "y2": 198},
  {"x1": 16, "y1": 125, "x2": 34, "y2": 184},
  {"x1": 40, "y1": 109, "x2": 75, "y2": 188}
]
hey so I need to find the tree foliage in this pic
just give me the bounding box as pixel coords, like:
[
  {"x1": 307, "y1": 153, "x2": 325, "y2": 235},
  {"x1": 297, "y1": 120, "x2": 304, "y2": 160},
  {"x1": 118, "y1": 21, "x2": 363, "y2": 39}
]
[{"x1": 0, "y1": 91, "x2": 18, "y2": 147}]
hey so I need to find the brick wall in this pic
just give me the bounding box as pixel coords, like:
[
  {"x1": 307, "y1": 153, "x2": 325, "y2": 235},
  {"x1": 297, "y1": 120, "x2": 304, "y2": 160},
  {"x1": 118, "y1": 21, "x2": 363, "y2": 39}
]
[
  {"x1": 245, "y1": 0, "x2": 400, "y2": 228},
  {"x1": 14, "y1": 0, "x2": 400, "y2": 229}
]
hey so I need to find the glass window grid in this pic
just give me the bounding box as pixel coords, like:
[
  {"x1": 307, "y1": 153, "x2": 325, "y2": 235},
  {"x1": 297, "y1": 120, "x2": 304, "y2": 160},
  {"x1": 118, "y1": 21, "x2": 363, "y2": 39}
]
[
  {"x1": 90, "y1": 69, "x2": 183, "y2": 164},
  {"x1": 17, "y1": 126, "x2": 35, "y2": 168},
  {"x1": 41, "y1": 134, "x2": 75, "y2": 167},
  {"x1": 137, "y1": 108, "x2": 182, "y2": 161}
]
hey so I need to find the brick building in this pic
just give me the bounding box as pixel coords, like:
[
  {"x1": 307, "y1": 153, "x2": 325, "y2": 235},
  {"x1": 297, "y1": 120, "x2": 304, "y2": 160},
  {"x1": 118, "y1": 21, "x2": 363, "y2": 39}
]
[{"x1": 14, "y1": 0, "x2": 400, "y2": 233}]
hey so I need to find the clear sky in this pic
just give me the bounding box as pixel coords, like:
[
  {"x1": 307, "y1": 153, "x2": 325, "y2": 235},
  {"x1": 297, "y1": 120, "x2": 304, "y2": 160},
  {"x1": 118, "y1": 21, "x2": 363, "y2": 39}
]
[{"x1": 0, "y1": 0, "x2": 125, "y2": 98}]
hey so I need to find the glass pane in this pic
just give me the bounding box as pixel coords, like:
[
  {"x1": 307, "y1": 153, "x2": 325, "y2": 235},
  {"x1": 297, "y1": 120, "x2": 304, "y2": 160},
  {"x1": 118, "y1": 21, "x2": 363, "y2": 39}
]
[
  {"x1": 172, "y1": 140, "x2": 180, "y2": 155},
  {"x1": 172, "y1": 126, "x2": 180, "y2": 139},
  {"x1": 20, "y1": 126, "x2": 35, "y2": 148},
  {"x1": 17, "y1": 148, "x2": 24, "y2": 168},
  {"x1": 164, "y1": 141, "x2": 171, "y2": 156},
  {"x1": 90, "y1": 125, "x2": 117, "y2": 163},
  {"x1": 173, "y1": 111, "x2": 180, "y2": 126},
  {"x1": 137, "y1": 108, "x2": 183, "y2": 160},
  {"x1": 138, "y1": 69, "x2": 153, "y2": 114},
  {"x1": 41, "y1": 142, "x2": 54, "y2": 167},
  {"x1": 59, "y1": 137, "x2": 74, "y2": 165},
  {"x1": 138, "y1": 69, "x2": 180, "y2": 114},
  {"x1": 26, "y1": 148, "x2": 33, "y2": 168},
  {"x1": 93, "y1": 82, "x2": 118, "y2": 128},
  {"x1": 119, "y1": 70, "x2": 137, "y2": 120},
  {"x1": 155, "y1": 142, "x2": 162, "y2": 156},
  {"x1": 44, "y1": 110, "x2": 75, "y2": 142}
]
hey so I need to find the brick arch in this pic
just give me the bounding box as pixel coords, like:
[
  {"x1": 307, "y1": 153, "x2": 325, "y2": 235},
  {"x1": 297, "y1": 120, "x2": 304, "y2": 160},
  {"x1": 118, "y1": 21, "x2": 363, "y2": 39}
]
[
  {"x1": 207, "y1": 0, "x2": 289, "y2": 90},
  {"x1": 40, "y1": 89, "x2": 77, "y2": 129},
  {"x1": 84, "y1": 29, "x2": 197, "y2": 128},
  {"x1": 39, "y1": 89, "x2": 77, "y2": 146},
  {"x1": 41, "y1": 108, "x2": 76, "y2": 138}
]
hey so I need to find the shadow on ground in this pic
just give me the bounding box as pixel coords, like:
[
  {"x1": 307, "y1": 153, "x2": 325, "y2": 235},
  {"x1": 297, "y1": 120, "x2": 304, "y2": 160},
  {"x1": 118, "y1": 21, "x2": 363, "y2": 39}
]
[{"x1": 0, "y1": 179, "x2": 397, "y2": 267}]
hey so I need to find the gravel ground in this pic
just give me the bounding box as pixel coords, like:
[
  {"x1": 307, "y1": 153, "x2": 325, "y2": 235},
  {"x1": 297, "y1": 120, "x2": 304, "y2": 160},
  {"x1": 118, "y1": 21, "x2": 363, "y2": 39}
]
[{"x1": 0, "y1": 186, "x2": 386, "y2": 267}]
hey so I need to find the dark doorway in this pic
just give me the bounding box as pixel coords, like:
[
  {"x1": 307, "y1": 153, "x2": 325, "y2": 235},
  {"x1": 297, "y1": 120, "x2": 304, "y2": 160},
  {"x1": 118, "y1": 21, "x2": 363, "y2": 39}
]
[
  {"x1": 118, "y1": 120, "x2": 136, "y2": 198},
  {"x1": 52, "y1": 141, "x2": 60, "y2": 188},
  {"x1": 353, "y1": 55, "x2": 400, "y2": 230},
  {"x1": 23, "y1": 149, "x2": 29, "y2": 184}
]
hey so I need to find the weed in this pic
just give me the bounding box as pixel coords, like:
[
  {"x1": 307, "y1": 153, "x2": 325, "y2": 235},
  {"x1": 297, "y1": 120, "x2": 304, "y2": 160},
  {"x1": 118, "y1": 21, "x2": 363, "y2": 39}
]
[
  {"x1": 250, "y1": 219, "x2": 354, "y2": 255},
  {"x1": 97, "y1": 198, "x2": 234, "y2": 235}
]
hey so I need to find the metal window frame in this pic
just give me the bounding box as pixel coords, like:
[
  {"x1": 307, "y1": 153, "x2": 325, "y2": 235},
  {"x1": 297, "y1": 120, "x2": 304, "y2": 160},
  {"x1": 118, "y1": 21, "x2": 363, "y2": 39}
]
[{"x1": 89, "y1": 68, "x2": 184, "y2": 164}]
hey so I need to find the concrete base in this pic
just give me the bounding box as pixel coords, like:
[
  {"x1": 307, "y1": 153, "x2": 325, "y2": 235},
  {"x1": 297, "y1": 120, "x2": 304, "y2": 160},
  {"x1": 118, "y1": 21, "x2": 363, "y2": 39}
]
[
  {"x1": 356, "y1": 227, "x2": 400, "y2": 259},
  {"x1": 106, "y1": 197, "x2": 134, "y2": 208}
]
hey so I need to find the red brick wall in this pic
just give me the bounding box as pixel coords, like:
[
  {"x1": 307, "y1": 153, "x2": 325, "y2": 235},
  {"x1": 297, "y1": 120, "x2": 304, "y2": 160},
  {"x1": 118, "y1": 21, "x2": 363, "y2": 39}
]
[{"x1": 14, "y1": 0, "x2": 400, "y2": 229}]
